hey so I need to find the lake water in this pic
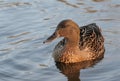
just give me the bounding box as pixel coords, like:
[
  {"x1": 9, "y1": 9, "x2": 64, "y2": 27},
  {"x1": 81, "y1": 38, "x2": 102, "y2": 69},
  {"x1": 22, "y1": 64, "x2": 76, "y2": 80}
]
[{"x1": 0, "y1": 0, "x2": 120, "y2": 81}]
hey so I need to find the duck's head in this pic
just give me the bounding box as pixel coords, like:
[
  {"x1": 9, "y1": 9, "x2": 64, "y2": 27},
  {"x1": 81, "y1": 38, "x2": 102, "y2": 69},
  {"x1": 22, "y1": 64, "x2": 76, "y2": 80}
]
[{"x1": 43, "y1": 19, "x2": 80, "y2": 43}]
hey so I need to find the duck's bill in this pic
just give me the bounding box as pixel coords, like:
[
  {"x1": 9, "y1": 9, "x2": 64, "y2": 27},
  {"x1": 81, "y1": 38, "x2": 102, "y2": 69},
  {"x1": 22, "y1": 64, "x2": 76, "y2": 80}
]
[{"x1": 43, "y1": 32, "x2": 59, "y2": 44}]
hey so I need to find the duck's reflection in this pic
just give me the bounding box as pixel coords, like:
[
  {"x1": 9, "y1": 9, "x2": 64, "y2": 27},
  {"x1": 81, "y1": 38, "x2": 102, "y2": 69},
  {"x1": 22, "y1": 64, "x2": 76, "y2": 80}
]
[{"x1": 55, "y1": 58, "x2": 103, "y2": 81}]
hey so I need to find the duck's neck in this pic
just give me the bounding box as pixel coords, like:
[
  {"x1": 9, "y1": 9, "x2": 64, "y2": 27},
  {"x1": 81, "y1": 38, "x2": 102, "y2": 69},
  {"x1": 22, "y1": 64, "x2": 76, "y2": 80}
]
[{"x1": 65, "y1": 34, "x2": 80, "y2": 49}]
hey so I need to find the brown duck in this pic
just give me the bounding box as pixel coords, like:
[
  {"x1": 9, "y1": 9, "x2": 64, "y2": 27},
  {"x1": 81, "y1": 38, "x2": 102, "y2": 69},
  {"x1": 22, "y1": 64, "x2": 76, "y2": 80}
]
[{"x1": 43, "y1": 19, "x2": 105, "y2": 63}]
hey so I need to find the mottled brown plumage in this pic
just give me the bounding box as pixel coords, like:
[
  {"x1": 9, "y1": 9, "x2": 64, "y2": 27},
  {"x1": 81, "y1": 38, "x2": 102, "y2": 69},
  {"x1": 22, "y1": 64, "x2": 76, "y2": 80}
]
[{"x1": 44, "y1": 19, "x2": 105, "y2": 63}]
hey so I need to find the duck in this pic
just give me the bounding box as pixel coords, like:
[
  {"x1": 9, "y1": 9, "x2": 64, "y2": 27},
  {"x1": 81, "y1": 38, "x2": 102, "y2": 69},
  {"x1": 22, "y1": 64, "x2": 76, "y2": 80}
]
[{"x1": 43, "y1": 19, "x2": 105, "y2": 63}]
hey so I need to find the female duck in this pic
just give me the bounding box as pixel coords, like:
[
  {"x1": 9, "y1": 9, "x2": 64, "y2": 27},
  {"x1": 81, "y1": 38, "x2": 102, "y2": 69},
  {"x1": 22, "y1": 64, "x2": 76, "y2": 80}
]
[{"x1": 43, "y1": 19, "x2": 105, "y2": 63}]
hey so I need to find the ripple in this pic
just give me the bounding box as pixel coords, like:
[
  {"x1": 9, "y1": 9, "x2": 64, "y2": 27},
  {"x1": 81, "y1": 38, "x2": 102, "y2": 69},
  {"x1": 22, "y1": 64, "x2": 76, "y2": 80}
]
[
  {"x1": 104, "y1": 30, "x2": 120, "y2": 34},
  {"x1": 92, "y1": 0, "x2": 105, "y2": 2},
  {"x1": 57, "y1": 0, "x2": 79, "y2": 8},
  {"x1": 85, "y1": 9, "x2": 97, "y2": 13},
  {"x1": 0, "y1": 2, "x2": 32, "y2": 9},
  {"x1": 8, "y1": 32, "x2": 30, "y2": 38},
  {"x1": 13, "y1": 64, "x2": 32, "y2": 71},
  {"x1": 39, "y1": 64, "x2": 48, "y2": 67},
  {"x1": 0, "y1": 48, "x2": 11, "y2": 52},
  {"x1": 43, "y1": 18, "x2": 51, "y2": 20},
  {"x1": 84, "y1": 7, "x2": 98, "y2": 13},
  {"x1": 76, "y1": 2, "x2": 84, "y2": 5},
  {"x1": 10, "y1": 38, "x2": 32, "y2": 45},
  {"x1": 109, "y1": 4, "x2": 120, "y2": 8},
  {"x1": 95, "y1": 18, "x2": 115, "y2": 21}
]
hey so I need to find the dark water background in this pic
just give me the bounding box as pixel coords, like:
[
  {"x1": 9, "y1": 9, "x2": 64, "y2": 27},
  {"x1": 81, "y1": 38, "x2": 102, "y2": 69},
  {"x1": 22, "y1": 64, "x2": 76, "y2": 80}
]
[{"x1": 0, "y1": 0, "x2": 120, "y2": 81}]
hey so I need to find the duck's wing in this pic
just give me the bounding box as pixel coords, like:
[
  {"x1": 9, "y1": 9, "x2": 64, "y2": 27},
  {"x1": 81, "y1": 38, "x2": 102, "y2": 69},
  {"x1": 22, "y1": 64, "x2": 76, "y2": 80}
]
[{"x1": 79, "y1": 23, "x2": 104, "y2": 53}]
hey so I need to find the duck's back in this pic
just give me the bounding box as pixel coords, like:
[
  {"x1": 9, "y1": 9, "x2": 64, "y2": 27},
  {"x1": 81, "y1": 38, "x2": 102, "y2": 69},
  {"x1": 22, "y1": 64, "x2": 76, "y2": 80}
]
[{"x1": 79, "y1": 23, "x2": 105, "y2": 57}]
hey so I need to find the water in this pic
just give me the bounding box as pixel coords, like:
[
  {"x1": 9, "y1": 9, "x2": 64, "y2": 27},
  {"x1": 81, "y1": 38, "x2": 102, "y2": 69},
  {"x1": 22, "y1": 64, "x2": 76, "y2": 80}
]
[{"x1": 0, "y1": 0, "x2": 120, "y2": 81}]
